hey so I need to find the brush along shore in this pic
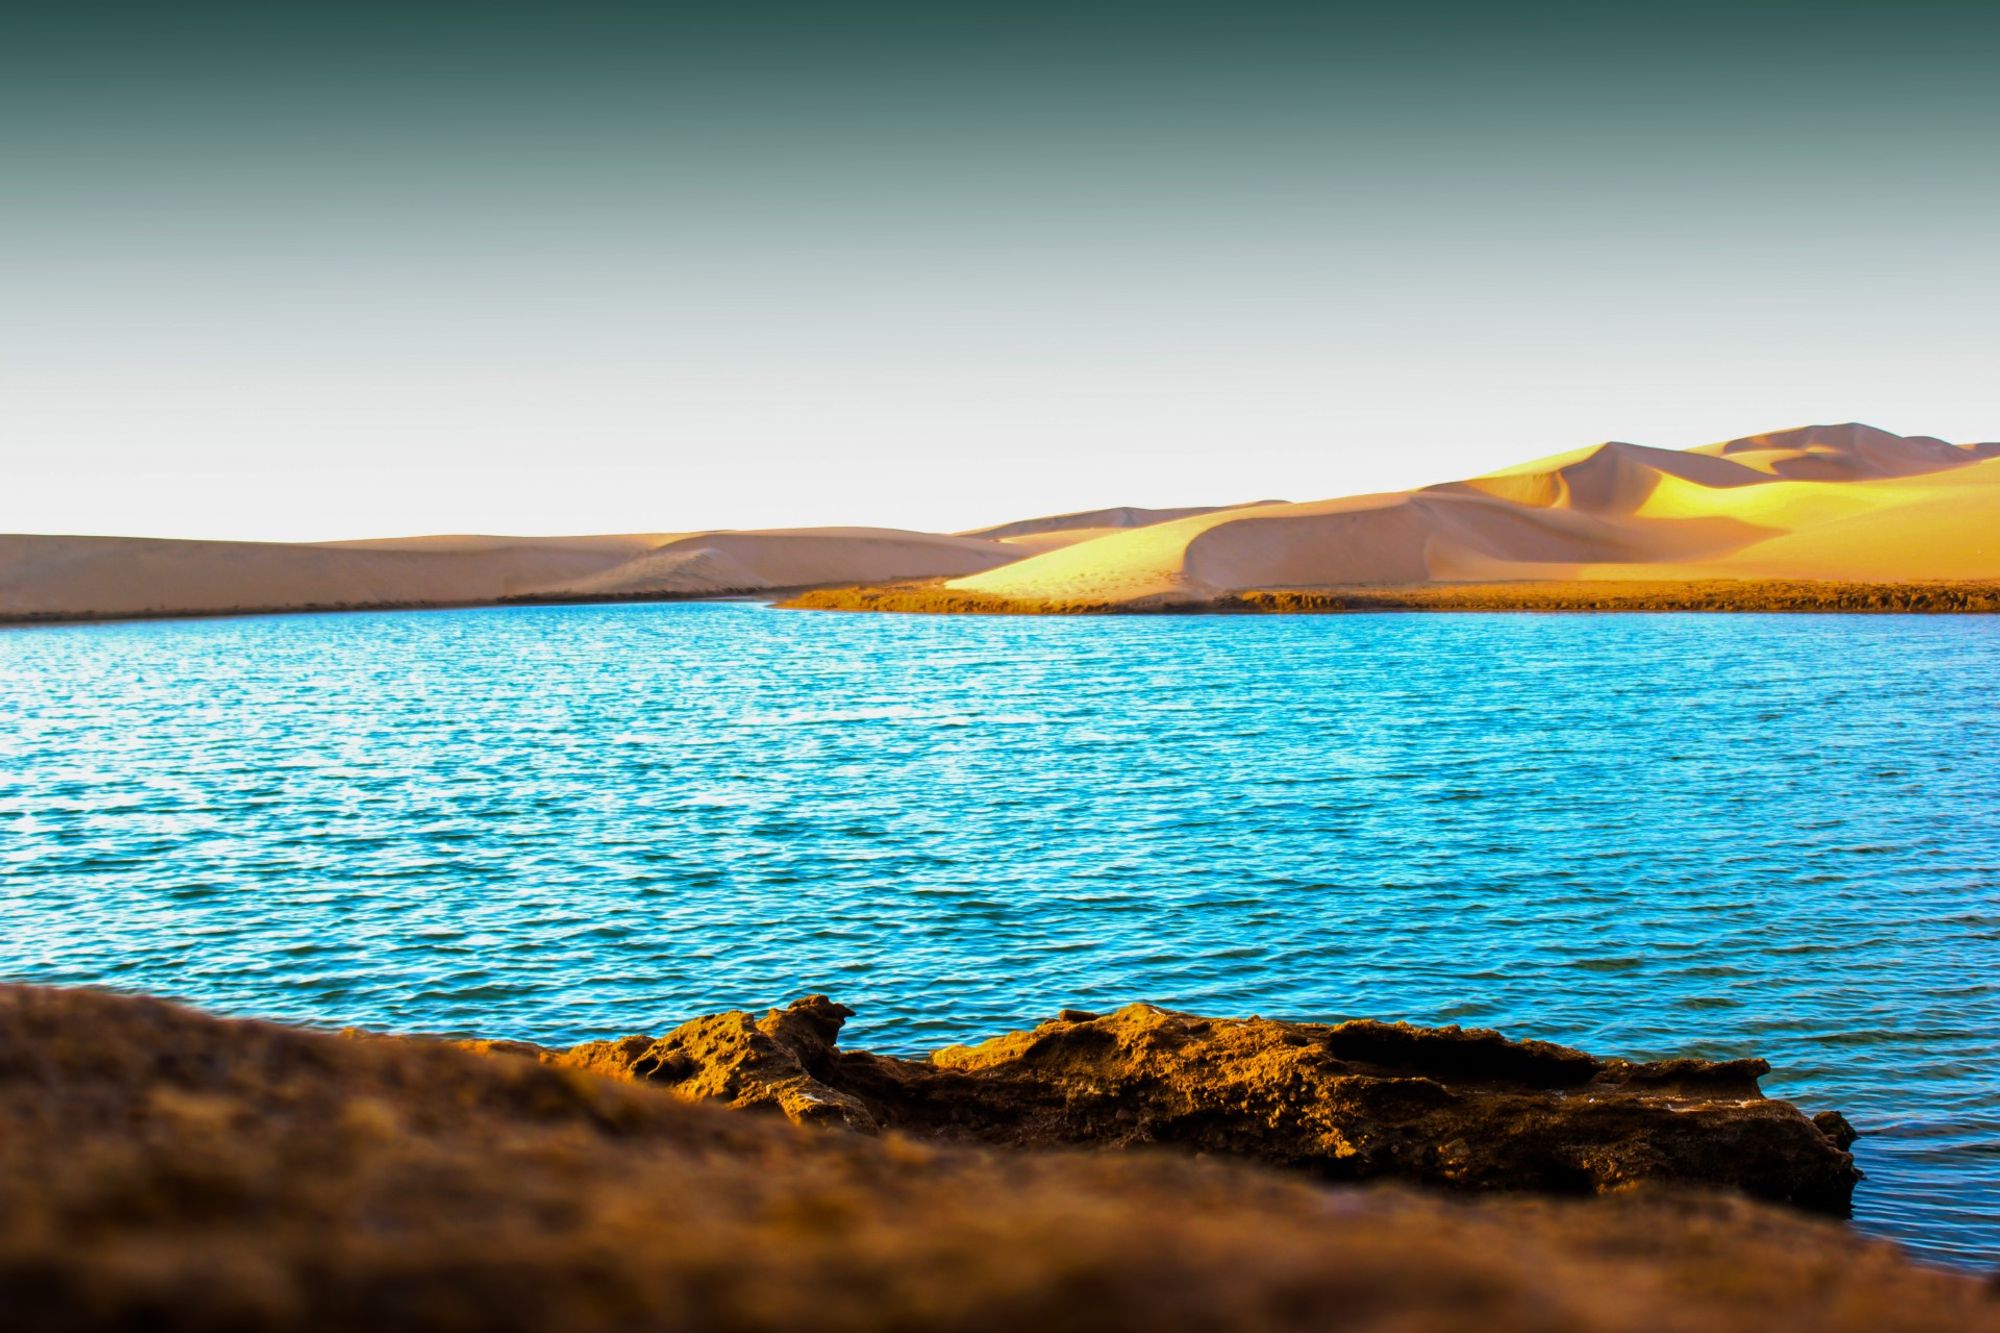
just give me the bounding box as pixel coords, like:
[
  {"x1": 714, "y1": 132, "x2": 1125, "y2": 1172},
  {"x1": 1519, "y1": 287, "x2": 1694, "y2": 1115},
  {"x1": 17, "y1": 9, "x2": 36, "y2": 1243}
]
[{"x1": 781, "y1": 578, "x2": 2000, "y2": 615}]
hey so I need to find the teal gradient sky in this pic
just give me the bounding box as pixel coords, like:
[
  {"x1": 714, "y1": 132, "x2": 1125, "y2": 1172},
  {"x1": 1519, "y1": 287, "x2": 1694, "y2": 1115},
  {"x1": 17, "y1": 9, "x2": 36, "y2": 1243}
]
[{"x1": 4, "y1": 3, "x2": 1997, "y2": 539}]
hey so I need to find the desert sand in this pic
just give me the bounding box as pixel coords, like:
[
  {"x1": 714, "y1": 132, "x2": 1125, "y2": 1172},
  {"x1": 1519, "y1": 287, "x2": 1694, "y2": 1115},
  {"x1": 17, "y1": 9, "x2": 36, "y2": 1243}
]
[
  {"x1": 936, "y1": 424, "x2": 2000, "y2": 609},
  {"x1": 0, "y1": 527, "x2": 1016, "y2": 622},
  {"x1": 4, "y1": 424, "x2": 1996, "y2": 622},
  {"x1": 958, "y1": 501, "x2": 1277, "y2": 541}
]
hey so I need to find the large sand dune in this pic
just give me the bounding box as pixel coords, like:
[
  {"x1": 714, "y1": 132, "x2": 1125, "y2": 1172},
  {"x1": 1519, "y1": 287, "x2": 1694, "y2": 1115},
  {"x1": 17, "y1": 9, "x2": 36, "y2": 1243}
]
[{"x1": 947, "y1": 424, "x2": 2000, "y2": 608}]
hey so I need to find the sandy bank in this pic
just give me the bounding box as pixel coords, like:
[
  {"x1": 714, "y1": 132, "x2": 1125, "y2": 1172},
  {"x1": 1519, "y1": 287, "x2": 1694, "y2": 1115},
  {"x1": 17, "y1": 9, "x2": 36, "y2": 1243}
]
[
  {"x1": 6, "y1": 984, "x2": 1989, "y2": 1332},
  {"x1": 782, "y1": 578, "x2": 2000, "y2": 615}
]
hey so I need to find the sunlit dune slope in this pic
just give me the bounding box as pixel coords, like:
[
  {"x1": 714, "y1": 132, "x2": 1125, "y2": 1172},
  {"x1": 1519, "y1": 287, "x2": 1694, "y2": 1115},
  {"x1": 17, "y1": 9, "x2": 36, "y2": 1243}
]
[
  {"x1": 6, "y1": 424, "x2": 1994, "y2": 621},
  {"x1": 0, "y1": 527, "x2": 1016, "y2": 621},
  {"x1": 963, "y1": 501, "x2": 1285, "y2": 555},
  {"x1": 518, "y1": 528, "x2": 1013, "y2": 600},
  {"x1": 960, "y1": 501, "x2": 1280, "y2": 540},
  {"x1": 1621, "y1": 457, "x2": 2000, "y2": 582},
  {"x1": 950, "y1": 424, "x2": 2000, "y2": 606},
  {"x1": 1686, "y1": 422, "x2": 2000, "y2": 480},
  {"x1": 993, "y1": 526, "x2": 1128, "y2": 553}
]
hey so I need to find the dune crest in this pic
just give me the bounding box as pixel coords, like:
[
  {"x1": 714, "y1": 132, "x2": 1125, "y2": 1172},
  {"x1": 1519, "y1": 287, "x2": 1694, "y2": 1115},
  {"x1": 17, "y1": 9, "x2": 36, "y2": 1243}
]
[
  {"x1": 948, "y1": 424, "x2": 2000, "y2": 607},
  {"x1": 958, "y1": 501, "x2": 1279, "y2": 541},
  {"x1": 4, "y1": 424, "x2": 1994, "y2": 622}
]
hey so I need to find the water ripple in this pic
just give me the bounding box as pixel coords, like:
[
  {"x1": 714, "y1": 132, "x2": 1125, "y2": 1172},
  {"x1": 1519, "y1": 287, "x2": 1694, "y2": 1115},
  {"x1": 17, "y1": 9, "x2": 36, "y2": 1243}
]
[{"x1": 1, "y1": 604, "x2": 1996, "y2": 1267}]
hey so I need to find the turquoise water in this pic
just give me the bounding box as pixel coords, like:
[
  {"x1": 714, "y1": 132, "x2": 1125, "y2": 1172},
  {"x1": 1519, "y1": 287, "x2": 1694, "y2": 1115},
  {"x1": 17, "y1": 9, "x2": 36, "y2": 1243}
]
[{"x1": 2, "y1": 603, "x2": 1996, "y2": 1267}]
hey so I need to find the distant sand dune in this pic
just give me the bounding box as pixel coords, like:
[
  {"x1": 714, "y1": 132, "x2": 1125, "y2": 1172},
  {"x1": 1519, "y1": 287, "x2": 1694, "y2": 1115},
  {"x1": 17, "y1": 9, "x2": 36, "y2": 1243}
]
[
  {"x1": 958, "y1": 501, "x2": 1278, "y2": 541},
  {"x1": 0, "y1": 528, "x2": 1017, "y2": 622},
  {"x1": 1623, "y1": 460, "x2": 2000, "y2": 582},
  {"x1": 4, "y1": 423, "x2": 1994, "y2": 622},
  {"x1": 0, "y1": 535, "x2": 644, "y2": 622},
  {"x1": 949, "y1": 424, "x2": 2000, "y2": 608},
  {"x1": 991, "y1": 527, "x2": 1131, "y2": 553},
  {"x1": 515, "y1": 529, "x2": 1015, "y2": 601},
  {"x1": 1690, "y1": 422, "x2": 2000, "y2": 480}
]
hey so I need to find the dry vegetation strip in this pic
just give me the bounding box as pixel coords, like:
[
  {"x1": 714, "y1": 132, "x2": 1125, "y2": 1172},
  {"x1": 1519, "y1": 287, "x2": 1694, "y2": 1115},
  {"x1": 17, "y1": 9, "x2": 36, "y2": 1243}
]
[{"x1": 780, "y1": 581, "x2": 2000, "y2": 616}]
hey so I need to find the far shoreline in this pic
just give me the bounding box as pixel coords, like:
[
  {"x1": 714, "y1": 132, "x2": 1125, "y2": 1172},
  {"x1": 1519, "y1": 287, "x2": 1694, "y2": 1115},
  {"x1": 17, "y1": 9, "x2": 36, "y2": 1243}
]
[
  {"x1": 7, "y1": 578, "x2": 2000, "y2": 627},
  {"x1": 779, "y1": 578, "x2": 2000, "y2": 616}
]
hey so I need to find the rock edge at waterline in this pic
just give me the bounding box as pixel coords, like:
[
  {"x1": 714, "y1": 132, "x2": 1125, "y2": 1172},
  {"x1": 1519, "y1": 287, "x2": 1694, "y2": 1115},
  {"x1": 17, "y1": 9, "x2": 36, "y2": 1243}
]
[
  {"x1": 7, "y1": 983, "x2": 1972, "y2": 1333},
  {"x1": 473, "y1": 995, "x2": 1862, "y2": 1214}
]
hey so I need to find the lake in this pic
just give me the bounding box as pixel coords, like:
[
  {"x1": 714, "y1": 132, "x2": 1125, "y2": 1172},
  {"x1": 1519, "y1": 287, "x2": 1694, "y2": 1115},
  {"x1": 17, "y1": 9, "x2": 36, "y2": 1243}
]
[{"x1": 2, "y1": 603, "x2": 1995, "y2": 1267}]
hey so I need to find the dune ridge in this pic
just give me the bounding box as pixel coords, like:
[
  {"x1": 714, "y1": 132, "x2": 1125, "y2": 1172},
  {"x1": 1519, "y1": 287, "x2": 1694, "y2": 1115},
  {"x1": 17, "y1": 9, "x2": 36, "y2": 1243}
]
[
  {"x1": 5, "y1": 424, "x2": 1995, "y2": 622},
  {"x1": 930, "y1": 424, "x2": 2000, "y2": 610},
  {"x1": 959, "y1": 501, "x2": 1280, "y2": 540}
]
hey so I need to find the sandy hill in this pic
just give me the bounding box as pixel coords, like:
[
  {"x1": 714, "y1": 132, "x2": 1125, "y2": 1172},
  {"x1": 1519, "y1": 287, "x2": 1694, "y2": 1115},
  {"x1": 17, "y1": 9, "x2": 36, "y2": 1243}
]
[
  {"x1": 945, "y1": 424, "x2": 2000, "y2": 608},
  {"x1": 6, "y1": 425, "x2": 1995, "y2": 622},
  {"x1": 961, "y1": 501, "x2": 1279, "y2": 542},
  {"x1": 0, "y1": 527, "x2": 1018, "y2": 622}
]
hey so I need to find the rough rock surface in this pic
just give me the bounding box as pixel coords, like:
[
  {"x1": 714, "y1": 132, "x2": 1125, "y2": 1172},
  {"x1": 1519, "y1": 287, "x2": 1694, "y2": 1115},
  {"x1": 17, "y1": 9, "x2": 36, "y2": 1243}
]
[
  {"x1": 2, "y1": 983, "x2": 1992, "y2": 1333},
  {"x1": 522, "y1": 997, "x2": 1863, "y2": 1214}
]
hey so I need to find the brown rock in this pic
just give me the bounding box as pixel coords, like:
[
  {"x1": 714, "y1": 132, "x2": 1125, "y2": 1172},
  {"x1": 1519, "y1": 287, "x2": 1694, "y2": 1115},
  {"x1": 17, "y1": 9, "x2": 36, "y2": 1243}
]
[
  {"x1": 563, "y1": 996, "x2": 879, "y2": 1130},
  {"x1": 546, "y1": 997, "x2": 1862, "y2": 1213},
  {"x1": 2, "y1": 983, "x2": 1990, "y2": 1333}
]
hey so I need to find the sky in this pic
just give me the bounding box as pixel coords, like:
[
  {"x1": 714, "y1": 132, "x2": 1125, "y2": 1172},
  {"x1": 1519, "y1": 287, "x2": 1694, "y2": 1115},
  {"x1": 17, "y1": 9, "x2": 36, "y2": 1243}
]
[{"x1": 4, "y1": 1, "x2": 1997, "y2": 541}]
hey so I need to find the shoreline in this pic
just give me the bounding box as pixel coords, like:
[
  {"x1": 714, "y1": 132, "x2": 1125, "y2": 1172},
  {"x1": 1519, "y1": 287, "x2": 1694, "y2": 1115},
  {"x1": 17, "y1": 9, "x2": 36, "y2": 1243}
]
[
  {"x1": 781, "y1": 578, "x2": 2000, "y2": 616},
  {"x1": 0, "y1": 588, "x2": 781, "y2": 629},
  {"x1": 8, "y1": 577, "x2": 2000, "y2": 627}
]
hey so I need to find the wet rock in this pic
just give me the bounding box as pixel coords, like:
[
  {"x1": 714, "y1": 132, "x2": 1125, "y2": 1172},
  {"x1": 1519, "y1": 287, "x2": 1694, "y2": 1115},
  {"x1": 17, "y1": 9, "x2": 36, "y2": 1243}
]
[
  {"x1": 1815, "y1": 1109, "x2": 1861, "y2": 1150},
  {"x1": 551, "y1": 997, "x2": 1862, "y2": 1214}
]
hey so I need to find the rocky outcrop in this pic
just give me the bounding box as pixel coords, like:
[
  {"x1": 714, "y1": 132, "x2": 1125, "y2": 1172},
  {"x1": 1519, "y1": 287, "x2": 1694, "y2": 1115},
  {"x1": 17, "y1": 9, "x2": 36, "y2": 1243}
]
[
  {"x1": 523, "y1": 997, "x2": 1862, "y2": 1214},
  {"x1": 0, "y1": 983, "x2": 1990, "y2": 1333},
  {"x1": 556, "y1": 996, "x2": 881, "y2": 1130}
]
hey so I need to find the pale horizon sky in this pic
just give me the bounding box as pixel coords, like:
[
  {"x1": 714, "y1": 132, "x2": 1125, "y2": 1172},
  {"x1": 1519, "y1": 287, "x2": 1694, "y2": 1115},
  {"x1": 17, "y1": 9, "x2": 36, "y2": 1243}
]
[{"x1": 5, "y1": 2, "x2": 1997, "y2": 542}]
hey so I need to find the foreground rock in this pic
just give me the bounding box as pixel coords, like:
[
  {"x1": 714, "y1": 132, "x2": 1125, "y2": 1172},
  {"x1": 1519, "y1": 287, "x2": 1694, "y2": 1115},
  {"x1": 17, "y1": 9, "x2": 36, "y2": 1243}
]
[
  {"x1": 2, "y1": 984, "x2": 1990, "y2": 1333},
  {"x1": 508, "y1": 997, "x2": 1861, "y2": 1214}
]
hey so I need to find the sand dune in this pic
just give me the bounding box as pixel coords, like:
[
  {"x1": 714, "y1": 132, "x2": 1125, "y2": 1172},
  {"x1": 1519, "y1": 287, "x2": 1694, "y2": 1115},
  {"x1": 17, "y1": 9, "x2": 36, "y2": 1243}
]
[
  {"x1": 0, "y1": 496, "x2": 1285, "y2": 623},
  {"x1": 6, "y1": 424, "x2": 1994, "y2": 622},
  {"x1": 1688, "y1": 422, "x2": 2000, "y2": 481},
  {"x1": 948, "y1": 424, "x2": 2000, "y2": 608},
  {"x1": 517, "y1": 528, "x2": 1014, "y2": 601},
  {"x1": 990, "y1": 526, "x2": 1132, "y2": 553},
  {"x1": 960, "y1": 501, "x2": 1278, "y2": 540},
  {"x1": 1623, "y1": 460, "x2": 2000, "y2": 582},
  {"x1": 0, "y1": 527, "x2": 1018, "y2": 622}
]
